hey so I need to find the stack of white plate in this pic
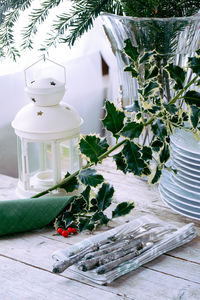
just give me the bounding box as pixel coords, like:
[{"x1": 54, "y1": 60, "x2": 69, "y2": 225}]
[{"x1": 159, "y1": 129, "x2": 200, "y2": 220}]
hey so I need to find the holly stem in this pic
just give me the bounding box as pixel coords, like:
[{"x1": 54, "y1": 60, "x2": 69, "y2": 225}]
[
  {"x1": 168, "y1": 75, "x2": 198, "y2": 105},
  {"x1": 32, "y1": 139, "x2": 126, "y2": 198}
]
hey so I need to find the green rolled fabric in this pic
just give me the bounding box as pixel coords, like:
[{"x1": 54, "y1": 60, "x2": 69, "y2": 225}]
[{"x1": 0, "y1": 196, "x2": 73, "y2": 236}]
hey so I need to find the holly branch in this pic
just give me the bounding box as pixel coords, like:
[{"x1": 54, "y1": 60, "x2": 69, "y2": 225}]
[{"x1": 33, "y1": 41, "x2": 200, "y2": 233}]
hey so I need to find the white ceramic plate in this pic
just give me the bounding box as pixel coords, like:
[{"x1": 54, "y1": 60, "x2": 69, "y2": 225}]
[
  {"x1": 171, "y1": 174, "x2": 200, "y2": 195},
  {"x1": 172, "y1": 157, "x2": 200, "y2": 172},
  {"x1": 171, "y1": 149, "x2": 200, "y2": 167},
  {"x1": 159, "y1": 170, "x2": 200, "y2": 202},
  {"x1": 159, "y1": 189, "x2": 200, "y2": 221},
  {"x1": 171, "y1": 141, "x2": 200, "y2": 161},
  {"x1": 175, "y1": 172, "x2": 200, "y2": 186},
  {"x1": 172, "y1": 161, "x2": 200, "y2": 179},
  {"x1": 159, "y1": 184, "x2": 200, "y2": 209},
  {"x1": 170, "y1": 129, "x2": 200, "y2": 156}
]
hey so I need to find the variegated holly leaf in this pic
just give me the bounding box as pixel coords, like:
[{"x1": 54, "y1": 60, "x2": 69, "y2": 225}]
[
  {"x1": 62, "y1": 211, "x2": 76, "y2": 228},
  {"x1": 124, "y1": 64, "x2": 138, "y2": 77},
  {"x1": 92, "y1": 211, "x2": 110, "y2": 225},
  {"x1": 190, "y1": 105, "x2": 200, "y2": 128},
  {"x1": 122, "y1": 140, "x2": 146, "y2": 176},
  {"x1": 81, "y1": 186, "x2": 91, "y2": 211},
  {"x1": 113, "y1": 152, "x2": 127, "y2": 174},
  {"x1": 78, "y1": 168, "x2": 104, "y2": 187},
  {"x1": 159, "y1": 144, "x2": 170, "y2": 164},
  {"x1": 141, "y1": 146, "x2": 152, "y2": 161},
  {"x1": 145, "y1": 66, "x2": 158, "y2": 81},
  {"x1": 148, "y1": 166, "x2": 162, "y2": 184},
  {"x1": 112, "y1": 202, "x2": 134, "y2": 218},
  {"x1": 120, "y1": 121, "x2": 144, "y2": 139},
  {"x1": 96, "y1": 183, "x2": 114, "y2": 211},
  {"x1": 69, "y1": 195, "x2": 87, "y2": 214},
  {"x1": 151, "y1": 119, "x2": 167, "y2": 141},
  {"x1": 151, "y1": 139, "x2": 164, "y2": 152},
  {"x1": 184, "y1": 90, "x2": 200, "y2": 108},
  {"x1": 166, "y1": 63, "x2": 186, "y2": 90},
  {"x1": 188, "y1": 57, "x2": 200, "y2": 75},
  {"x1": 61, "y1": 172, "x2": 79, "y2": 192},
  {"x1": 79, "y1": 135, "x2": 109, "y2": 164},
  {"x1": 78, "y1": 217, "x2": 95, "y2": 232},
  {"x1": 143, "y1": 81, "x2": 159, "y2": 97},
  {"x1": 123, "y1": 38, "x2": 139, "y2": 62},
  {"x1": 102, "y1": 101, "x2": 125, "y2": 138},
  {"x1": 139, "y1": 51, "x2": 155, "y2": 64}
]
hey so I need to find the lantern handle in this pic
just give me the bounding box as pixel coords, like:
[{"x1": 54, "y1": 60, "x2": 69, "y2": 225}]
[{"x1": 24, "y1": 58, "x2": 66, "y2": 86}]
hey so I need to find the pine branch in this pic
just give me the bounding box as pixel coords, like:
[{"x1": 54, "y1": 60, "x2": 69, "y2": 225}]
[
  {"x1": 21, "y1": 0, "x2": 63, "y2": 50},
  {"x1": 0, "y1": 0, "x2": 32, "y2": 60}
]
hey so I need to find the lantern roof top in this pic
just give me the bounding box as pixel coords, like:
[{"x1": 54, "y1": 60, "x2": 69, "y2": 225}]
[{"x1": 12, "y1": 102, "x2": 83, "y2": 140}]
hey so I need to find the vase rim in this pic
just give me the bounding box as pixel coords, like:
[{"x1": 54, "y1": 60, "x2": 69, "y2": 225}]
[{"x1": 101, "y1": 12, "x2": 200, "y2": 22}]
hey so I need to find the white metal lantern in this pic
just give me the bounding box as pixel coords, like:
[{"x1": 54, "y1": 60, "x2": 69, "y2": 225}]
[{"x1": 12, "y1": 59, "x2": 83, "y2": 198}]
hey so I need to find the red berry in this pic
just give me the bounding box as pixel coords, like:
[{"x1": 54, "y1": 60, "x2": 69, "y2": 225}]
[
  {"x1": 67, "y1": 227, "x2": 73, "y2": 234},
  {"x1": 71, "y1": 228, "x2": 76, "y2": 234},
  {"x1": 57, "y1": 228, "x2": 63, "y2": 234},
  {"x1": 62, "y1": 230, "x2": 68, "y2": 238}
]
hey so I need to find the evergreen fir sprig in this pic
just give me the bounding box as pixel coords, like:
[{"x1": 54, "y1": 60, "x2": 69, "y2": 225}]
[
  {"x1": 33, "y1": 41, "x2": 199, "y2": 233},
  {"x1": 0, "y1": 0, "x2": 199, "y2": 56},
  {"x1": 0, "y1": 0, "x2": 32, "y2": 60}
]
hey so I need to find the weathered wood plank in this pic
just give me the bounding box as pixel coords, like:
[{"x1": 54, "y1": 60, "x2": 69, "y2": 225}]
[
  {"x1": 1, "y1": 158, "x2": 200, "y2": 300},
  {"x1": 0, "y1": 256, "x2": 125, "y2": 300},
  {"x1": 1, "y1": 231, "x2": 200, "y2": 300}
]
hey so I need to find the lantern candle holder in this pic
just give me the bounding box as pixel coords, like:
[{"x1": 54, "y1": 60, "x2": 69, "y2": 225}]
[{"x1": 12, "y1": 59, "x2": 83, "y2": 198}]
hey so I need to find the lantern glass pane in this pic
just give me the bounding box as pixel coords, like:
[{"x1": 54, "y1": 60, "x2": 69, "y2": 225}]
[
  {"x1": 17, "y1": 137, "x2": 23, "y2": 182},
  {"x1": 60, "y1": 137, "x2": 80, "y2": 175},
  {"x1": 27, "y1": 141, "x2": 54, "y2": 189}
]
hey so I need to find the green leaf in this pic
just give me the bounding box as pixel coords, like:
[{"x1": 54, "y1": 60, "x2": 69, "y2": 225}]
[
  {"x1": 143, "y1": 81, "x2": 159, "y2": 97},
  {"x1": 62, "y1": 211, "x2": 76, "y2": 229},
  {"x1": 124, "y1": 65, "x2": 138, "y2": 77},
  {"x1": 188, "y1": 57, "x2": 200, "y2": 75},
  {"x1": 113, "y1": 152, "x2": 127, "y2": 174},
  {"x1": 122, "y1": 140, "x2": 146, "y2": 176},
  {"x1": 196, "y1": 49, "x2": 200, "y2": 56},
  {"x1": 69, "y1": 196, "x2": 87, "y2": 214},
  {"x1": 145, "y1": 66, "x2": 158, "y2": 80},
  {"x1": 79, "y1": 135, "x2": 109, "y2": 164},
  {"x1": 123, "y1": 38, "x2": 139, "y2": 62},
  {"x1": 142, "y1": 146, "x2": 152, "y2": 161},
  {"x1": 96, "y1": 183, "x2": 114, "y2": 211},
  {"x1": 78, "y1": 168, "x2": 104, "y2": 187},
  {"x1": 166, "y1": 63, "x2": 186, "y2": 90},
  {"x1": 61, "y1": 172, "x2": 79, "y2": 192},
  {"x1": 184, "y1": 91, "x2": 200, "y2": 108},
  {"x1": 159, "y1": 144, "x2": 170, "y2": 164},
  {"x1": 81, "y1": 186, "x2": 91, "y2": 211},
  {"x1": 92, "y1": 212, "x2": 110, "y2": 225},
  {"x1": 190, "y1": 105, "x2": 200, "y2": 128},
  {"x1": 151, "y1": 119, "x2": 167, "y2": 141},
  {"x1": 102, "y1": 101, "x2": 125, "y2": 138},
  {"x1": 89, "y1": 198, "x2": 98, "y2": 213},
  {"x1": 164, "y1": 103, "x2": 178, "y2": 114},
  {"x1": 112, "y1": 202, "x2": 134, "y2": 218},
  {"x1": 120, "y1": 121, "x2": 144, "y2": 139},
  {"x1": 139, "y1": 51, "x2": 155, "y2": 64},
  {"x1": 78, "y1": 217, "x2": 93, "y2": 232},
  {"x1": 148, "y1": 166, "x2": 162, "y2": 184},
  {"x1": 151, "y1": 139, "x2": 163, "y2": 152}
]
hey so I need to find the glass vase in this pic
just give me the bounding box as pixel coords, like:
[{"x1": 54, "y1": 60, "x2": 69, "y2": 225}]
[{"x1": 101, "y1": 14, "x2": 200, "y2": 144}]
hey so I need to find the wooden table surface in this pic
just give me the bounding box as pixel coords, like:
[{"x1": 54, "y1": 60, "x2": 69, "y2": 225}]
[{"x1": 0, "y1": 158, "x2": 200, "y2": 300}]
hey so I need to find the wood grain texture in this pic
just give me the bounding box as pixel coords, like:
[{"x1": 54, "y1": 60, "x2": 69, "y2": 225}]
[{"x1": 0, "y1": 158, "x2": 200, "y2": 300}]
